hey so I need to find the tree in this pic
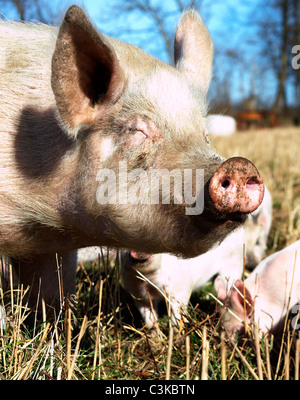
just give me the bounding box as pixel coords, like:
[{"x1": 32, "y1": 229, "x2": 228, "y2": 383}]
[
  {"x1": 96, "y1": 0, "x2": 239, "y2": 112},
  {"x1": 96, "y1": 0, "x2": 206, "y2": 64},
  {"x1": 0, "y1": 0, "x2": 61, "y2": 24},
  {"x1": 272, "y1": 0, "x2": 290, "y2": 113},
  {"x1": 254, "y1": 0, "x2": 300, "y2": 113}
]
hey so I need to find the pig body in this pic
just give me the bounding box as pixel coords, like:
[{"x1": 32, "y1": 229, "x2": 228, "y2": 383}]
[
  {"x1": 244, "y1": 186, "x2": 272, "y2": 269},
  {"x1": 0, "y1": 6, "x2": 264, "y2": 310},
  {"x1": 215, "y1": 240, "x2": 300, "y2": 336},
  {"x1": 122, "y1": 227, "x2": 245, "y2": 328}
]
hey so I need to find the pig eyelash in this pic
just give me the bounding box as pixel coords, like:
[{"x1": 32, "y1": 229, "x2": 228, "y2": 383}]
[
  {"x1": 123, "y1": 127, "x2": 149, "y2": 148},
  {"x1": 125, "y1": 128, "x2": 148, "y2": 139},
  {"x1": 123, "y1": 117, "x2": 161, "y2": 143},
  {"x1": 135, "y1": 129, "x2": 148, "y2": 138},
  {"x1": 127, "y1": 117, "x2": 160, "y2": 141}
]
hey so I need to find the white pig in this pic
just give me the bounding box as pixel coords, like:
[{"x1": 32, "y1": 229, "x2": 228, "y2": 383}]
[
  {"x1": 0, "y1": 5, "x2": 264, "y2": 313},
  {"x1": 215, "y1": 240, "x2": 300, "y2": 336},
  {"x1": 244, "y1": 186, "x2": 272, "y2": 269},
  {"x1": 121, "y1": 227, "x2": 245, "y2": 328}
]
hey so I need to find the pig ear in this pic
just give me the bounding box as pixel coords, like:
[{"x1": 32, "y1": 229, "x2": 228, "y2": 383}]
[
  {"x1": 214, "y1": 276, "x2": 228, "y2": 303},
  {"x1": 174, "y1": 11, "x2": 213, "y2": 95},
  {"x1": 51, "y1": 6, "x2": 125, "y2": 138},
  {"x1": 232, "y1": 280, "x2": 253, "y2": 316}
]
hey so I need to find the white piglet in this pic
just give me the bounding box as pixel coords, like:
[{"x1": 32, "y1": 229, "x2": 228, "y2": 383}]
[
  {"x1": 215, "y1": 240, "x2": 300, "y2": 336},
  {"x1": 122, "y1": 227, "x2": 245, "y2": 328}
]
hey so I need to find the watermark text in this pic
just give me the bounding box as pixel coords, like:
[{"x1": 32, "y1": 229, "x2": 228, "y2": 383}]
[
  {"x1": 96, "y1": 161, "x2": 204, "y2": 215},
  {"x1": 292, "y1": 45, "x2": 300, "y2": 70}
]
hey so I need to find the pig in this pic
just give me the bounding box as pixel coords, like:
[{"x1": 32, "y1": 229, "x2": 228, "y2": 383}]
[
  {"x1": 244, "y1": 186, "x2": 272, "y2": 269},
  {"x1": 215, "y1": 240, "x2": 300, "y2": 336},
  {"x1": 206, "y1": 115, "x2": 236, "y2": 136},
  {"x1": 121, "y1": 227, "x2": 245, "y2": 328},
  {"x1": 0, "y1": 6, "x2": 264, "y2": 311}
]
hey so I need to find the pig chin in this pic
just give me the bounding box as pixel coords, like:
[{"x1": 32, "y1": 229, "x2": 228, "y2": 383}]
[
  {"x1": 186, "y1": 217, "x2": 243, "y2": 258},
  {"x1": 175, "y1": 207, "x2": 248, "y2": 258},
  {"x1": 199, "y1": 202, "x2": 248, "y2": 226},
  {"x1": 104, "y1": 206, "x2": 241, "y2": 259},
  {"x1": 158, "y1": 210, "x2": 246, "y2": 259}
]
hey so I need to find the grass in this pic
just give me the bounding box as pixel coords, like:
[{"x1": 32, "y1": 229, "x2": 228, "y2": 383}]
[{"x1": 1, "y1": 126, "x2": 300, "y2": 380}]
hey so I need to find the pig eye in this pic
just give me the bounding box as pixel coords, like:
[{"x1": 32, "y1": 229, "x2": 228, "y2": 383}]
[
  {"x1": 136, "y1": 129, "x2": 147, "y2": 138},
  {"x1": 124, "y1": 117, "x2": 160, "y2": 143},
  {"x1": 126, "y1": 127, "x2": 146, "y2": 136},
  {"x1": 126, "y1": 129, "x2": 148, "y2": 147}
]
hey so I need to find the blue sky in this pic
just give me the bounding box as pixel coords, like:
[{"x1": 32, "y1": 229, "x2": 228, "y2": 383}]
[
  {"x1": 0, "y1": 0, "x2": 297, "y2": 109},
  {"x1": 79, "y1": 0, "x2": 279, "y2": 107}
]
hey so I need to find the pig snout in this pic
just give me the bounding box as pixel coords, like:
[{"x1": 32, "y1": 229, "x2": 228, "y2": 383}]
[
  {"x1": 226, "y1": 324, "x2": 245, "y2": 338},
  {"x1": 209, "y1": 157, "x2": 264, "y2": 214}
]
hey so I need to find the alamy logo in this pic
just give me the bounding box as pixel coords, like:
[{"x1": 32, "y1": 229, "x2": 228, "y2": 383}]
[
  {"x1": 96, "y1": 161, "x2": 205, "y2": 215},
  {"x1": 291, "y1": 304, "x2": 300, "y2": 330},
  {"x1": 292, "y1": 45, "x2": 300, "y2": 70}
]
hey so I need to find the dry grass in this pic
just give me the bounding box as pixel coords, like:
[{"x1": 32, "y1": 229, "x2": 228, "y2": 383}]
[{"x1": 0, "y1": 126, "x2": 300, "y2": 381}]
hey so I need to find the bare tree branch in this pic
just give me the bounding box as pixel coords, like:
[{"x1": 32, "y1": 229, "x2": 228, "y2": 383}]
[
  {"x1": 97, "y1": 0, "x2": 204, "y2": 63},
  {"x1": 0, "y1": 0, "x2": 59, "y2": 23}
]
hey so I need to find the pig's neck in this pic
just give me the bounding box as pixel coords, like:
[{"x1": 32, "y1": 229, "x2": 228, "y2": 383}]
[{"x1": 0, "y1": 127, "x2": 107, "y2": 257}]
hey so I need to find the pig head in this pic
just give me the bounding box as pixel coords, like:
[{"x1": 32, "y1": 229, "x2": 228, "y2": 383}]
[{"x1": 0, "y1": 6, "x2": 264, "y2": 309}]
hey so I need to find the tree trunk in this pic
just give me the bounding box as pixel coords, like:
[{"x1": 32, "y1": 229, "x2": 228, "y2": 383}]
[{"x1": 272, "y1": 0, "x2": 289, "y2": 114}]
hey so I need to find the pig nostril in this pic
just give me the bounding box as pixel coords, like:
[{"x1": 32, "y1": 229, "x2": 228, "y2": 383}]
[
  {"x1": 246, "y1": 178, "x2": 258, "y2": 189},
  {"x1": 221, "y1": 179, "x2": 231, "y2": 189}
]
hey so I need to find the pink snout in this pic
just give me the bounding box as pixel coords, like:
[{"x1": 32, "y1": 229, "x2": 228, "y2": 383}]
[{"x1": 209, "y1": 157, "x2": 264, "y2": 214}]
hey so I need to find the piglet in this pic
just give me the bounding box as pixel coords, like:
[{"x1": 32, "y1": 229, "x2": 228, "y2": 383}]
[
  {"x1": 215, "y1": 240, "x2": 300, "y2": 336},
  {"x1": 122, "y1": 227, "x2": 245, "y2": 328}
]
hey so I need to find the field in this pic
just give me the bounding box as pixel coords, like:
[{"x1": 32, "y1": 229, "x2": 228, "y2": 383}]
[{"x1": 1, "y1": 126, "x2": 300, "y2": 381}]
